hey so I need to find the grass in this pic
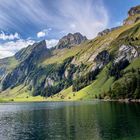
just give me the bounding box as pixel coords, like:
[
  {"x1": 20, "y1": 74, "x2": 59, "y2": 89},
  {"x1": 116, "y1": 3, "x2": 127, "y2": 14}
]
[
  {"x1": 73, "y1": 21, "x2": 139, "y2": 65},
  {"x1": 46, "y1": 56, "x2": 140, "y2": 102},
  {"x1": 75, "y1": 67, "x2": 114, "y2": 100},
  {"x1": 46, "y1": 86, "x2": 86, "y2": 101},
  {"x1": 41, "y1": 43, "x2": 89, "y2": 66},
  {"x1": 125, "y1": 57, "x2": 140, "y2": 71},
  {"x1": 0, "y1": 56, "x2": 19, "y2": 72},
  {"x1": 0, "y1": 85, "x2": 47, "y2": 102},
  {"x1": 46, "y1": 65, "x2": 115, "y2": 101},
  {"x1": 0, "y1": 96, "x2": 47, "y2": 102},
  {"x1": 0, "y1": 85, "x2": 29, "y2": 98}
]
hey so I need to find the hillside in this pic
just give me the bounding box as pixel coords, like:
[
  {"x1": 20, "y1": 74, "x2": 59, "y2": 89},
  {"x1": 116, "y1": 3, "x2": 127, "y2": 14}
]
[{"x1": 0, "y1": 6, "x2": 140, "y2": 102}]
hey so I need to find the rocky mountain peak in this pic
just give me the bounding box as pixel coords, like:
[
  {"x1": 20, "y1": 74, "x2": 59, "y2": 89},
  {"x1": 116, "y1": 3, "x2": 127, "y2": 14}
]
[
  {"x1": 55, "y1": 32, "x2": 87, "y2": 49},
  {"x1": 98, "y1": 5, "x2": 140, "y2": 36},
  {"x1": 128, "y1": 5, "x2": 140, "y2": 16},
  {"x1": 123, "y1": 5, "x2": 140, "y2": 25},
  {"x1": 15, "y1": 40, "x2": 50, "y2": 63}
]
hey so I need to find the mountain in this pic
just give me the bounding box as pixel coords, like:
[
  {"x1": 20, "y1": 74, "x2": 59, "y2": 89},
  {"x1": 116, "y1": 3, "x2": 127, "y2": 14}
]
[
  {"x1": 123, "y1": 5, "x2": 140, "y2": 25},
  {"x1": 55, "y1": 32, "x2": 87, "y2": 49},
  {"x1": 0, "y1": 5, "x2": 140, "y2": 102}
]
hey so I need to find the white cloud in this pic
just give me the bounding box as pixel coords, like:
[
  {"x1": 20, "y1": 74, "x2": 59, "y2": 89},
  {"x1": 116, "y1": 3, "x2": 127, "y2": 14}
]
[
  {"x1": 0, "y1": 0, "x2": 109, "y2": 39},
  {"x1": 0, "y1": 39, "x2": 35, "y2": 58},
  {"x1": 0, "y1": 31, "x2": 20, "y2": 40},
  {"x1": 37, "y1": 31, "x2": 46, "y2": 38},
  {"x1": 55, "y1": 0, "x2": 109, "y2": 38},
  {"x1": 0, "y1": 38, "x2": 59, "y2": 58},
  {"x1": 37, "y1": 28, "x2": 52, "y2": 38},
  {"x1": 45, "y1": 39, "x2": 58, "y2": 48}
]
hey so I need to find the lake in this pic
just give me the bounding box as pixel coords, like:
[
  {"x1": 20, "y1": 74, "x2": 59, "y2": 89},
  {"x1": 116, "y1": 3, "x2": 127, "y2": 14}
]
[{"x1": 0, "y1": 101, "x2": 140, "y2": 140}]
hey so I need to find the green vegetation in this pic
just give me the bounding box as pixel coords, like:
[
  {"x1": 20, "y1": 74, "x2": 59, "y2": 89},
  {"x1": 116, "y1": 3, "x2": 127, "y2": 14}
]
[
  {"x1": 109, "y1": 69, "x2": 140, "y2": 99},
  {"x1": 72, "y1": 68, "x2": 100, "y2": 91}
]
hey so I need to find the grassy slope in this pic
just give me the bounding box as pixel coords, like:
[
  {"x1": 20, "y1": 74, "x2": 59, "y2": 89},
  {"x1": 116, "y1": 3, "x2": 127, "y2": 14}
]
[
  {"x1": 45, "y1": 23, "x2": 140, "y2": 101},
  {"x1": 5, "y1": 57, "x2": 139, "y2": 102},
  {"x1": 125, "y1": 57, "x2": 140, "y2": 71},
  {"x1": 41, "y1": 41, "x2": 90, "y2": 66},
  {"x1": 0, "y1": 56, "x2": 19, "y2": 72},
  {"x1": 47, "y1": 57, "x2": 140, "y2": 101},
  {"x1": 0, "y1": 84, "x2": 47, "y2": 102},
  {"x1": 46, "y1": 66, "x2": 115, "y2": 101}
]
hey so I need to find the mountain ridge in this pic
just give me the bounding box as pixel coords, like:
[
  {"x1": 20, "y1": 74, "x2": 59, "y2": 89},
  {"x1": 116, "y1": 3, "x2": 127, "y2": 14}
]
[{"x1": 55, "y1": 32, "x2": 87, "y2": 49}]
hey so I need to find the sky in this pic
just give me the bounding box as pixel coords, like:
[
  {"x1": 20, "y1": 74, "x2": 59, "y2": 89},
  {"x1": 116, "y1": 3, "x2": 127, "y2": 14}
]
[{"x1": 0, "y1": 0, "x2": 139, "y2": 58}]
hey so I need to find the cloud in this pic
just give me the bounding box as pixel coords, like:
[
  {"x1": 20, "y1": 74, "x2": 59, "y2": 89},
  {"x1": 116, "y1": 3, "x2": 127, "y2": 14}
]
[
  {"x1": 0, "y1": 0, "x2": 109, "y2": 39},
  {"x1": 45, "y1": 39, "x2": 58, "y2": 48},
  {"x1": 0, "y1": 38, "x2": 59, "y2": 58},
  {"x1": 55, "y1": 0, "x2": 109, "y2": 38},
  {"x1": 0, "y1": 31, "x2": 20, "y2": 40},
  {"x1": 37, "y1": 28, "x2": 52, "y2": 38},
  {"x1": 0, "y1": 39, "x2": 35, "y2": 58},
  {"x1": 37, "y1": 31, "x2": 46, "y2": 38}
]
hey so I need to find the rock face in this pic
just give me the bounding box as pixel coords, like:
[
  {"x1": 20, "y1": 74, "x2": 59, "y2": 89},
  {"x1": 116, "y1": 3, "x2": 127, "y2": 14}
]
[
  {"x1": 128, "y1": 6, "x2": 140, "y2": 16},
  {"x1": 123, "y1": 5, "x2": 140, "y2": 25},
  {"x1": 56, "y1": 32, "x2": 87, "y2": 49},
  {"x1": 15, "y1": 40, "x2": 49, "y2": 62},
  {"x1": 98, "y1": 27, "x2": 120, "y2": 37},
  {"x1": 94, "y1": 50, "x2": 110, "y2": 69},
  {"x1": 1, "y1": 40, "x2": 51, "y2": 91},
  {"x1": 0, "y1": 59, "x2": 9, "y2": 78},
  {"x1": 114, "y1": 45, "x2": 139, "y2": 63}
]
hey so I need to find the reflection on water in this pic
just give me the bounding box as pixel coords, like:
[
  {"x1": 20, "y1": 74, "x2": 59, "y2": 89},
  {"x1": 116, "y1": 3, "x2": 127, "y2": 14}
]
[{"x1": 0, "y1": 101, "x2": 140, "y2": 140}]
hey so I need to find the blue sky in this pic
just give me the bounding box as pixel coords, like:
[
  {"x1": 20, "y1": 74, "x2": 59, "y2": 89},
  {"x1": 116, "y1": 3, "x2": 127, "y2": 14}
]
[{"x1": 0, "y1": 0, "x2": 139, "y2": 58}]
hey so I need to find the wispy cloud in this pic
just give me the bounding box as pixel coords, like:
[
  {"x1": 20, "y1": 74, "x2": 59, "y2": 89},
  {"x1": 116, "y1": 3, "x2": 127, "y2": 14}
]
[
  {"x1": 0, "y1": 31, "x2": 20, "y2": 40},
  {"x1": 37, "y1": 28, "x2": 52, "y2": 38},
  {"x1": 54, "y1": 0, "x2": 109, "y2": 38},
  {"x1": 0, "y1": 0, "x2": 109, "y2": 39}
]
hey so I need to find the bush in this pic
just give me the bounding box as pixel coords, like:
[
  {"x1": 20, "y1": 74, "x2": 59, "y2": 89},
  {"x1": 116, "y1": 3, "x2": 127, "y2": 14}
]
[
  {"x1": 108, "y1": 60, "x2": 129, "y2": 79},
  {"x1": 109, "y1": 69, "x2": 140, "y2": 99},
  {"x1": 72, "y1": 68, "x2": 100, "y2": 92}
]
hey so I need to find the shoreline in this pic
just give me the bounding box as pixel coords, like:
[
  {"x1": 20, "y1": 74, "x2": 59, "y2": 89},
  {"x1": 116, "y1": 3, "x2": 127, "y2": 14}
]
[
  {"x1": 1, "y1": 98, "x2": 140, "y2": 103},
  {"x1": 102, "y1": 98, "x2": 140, "y2": 103}
]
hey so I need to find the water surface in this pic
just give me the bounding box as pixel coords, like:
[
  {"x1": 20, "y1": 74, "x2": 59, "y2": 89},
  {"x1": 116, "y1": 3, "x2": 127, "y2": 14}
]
[{"x1": 0, "y1": 101, "x2": 140, "y2": 140}]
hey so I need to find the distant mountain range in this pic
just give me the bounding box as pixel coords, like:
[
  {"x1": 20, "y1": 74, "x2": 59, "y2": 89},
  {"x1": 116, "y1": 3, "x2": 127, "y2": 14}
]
[{"x1": 0, "y1": 5, "x2": 140, "y2": 101}]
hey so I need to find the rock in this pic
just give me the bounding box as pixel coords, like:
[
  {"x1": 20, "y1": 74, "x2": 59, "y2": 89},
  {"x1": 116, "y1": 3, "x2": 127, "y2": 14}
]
[
  {"x1": 98, "y1": 27, "x2": 121, "y2": 37},
  {"x1": 45, "y1": 77, "x2": 54, "y2": 87},
  {"x1": 123, "y1": 5, "x2": 140, "y2": 25},
  {"x1": 1, "y1": 40, "x2": 51, "y2": 90},
  {"x1": 94, "y1": 50, "x2": 110, "y2": 69},
  {"x1": 98, "y1": 29, "x2": 110, "y2": 37},
  {"x1": 114, "y1": 45, "x2": 139, "y2": 63},
  {"x1": 128, "y1": 5, "x2": 140, "y2": 16},
  {"x1": 15, "y1": 40, "x2": 50, "y2": 62},
  {"x1": 55, "y1": 32, "x2": 87, "y2": 49},
  {"x1": 64, "y1": 69, "x2": 69, "y2": 78},
  {"x1": 0, "y1": 67, "x2": 6, "y2": 78}
]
